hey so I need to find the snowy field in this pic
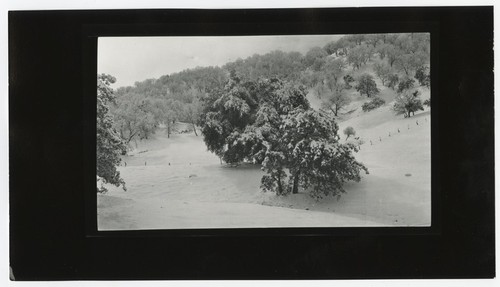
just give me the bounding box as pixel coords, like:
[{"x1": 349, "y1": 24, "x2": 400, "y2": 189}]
[{"x1": 98, "y1": 96, "x2": 431, "y2": 230}]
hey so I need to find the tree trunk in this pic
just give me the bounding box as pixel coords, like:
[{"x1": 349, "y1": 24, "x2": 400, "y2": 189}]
[
  {"x1": 273, "y1": 170, "x2": 283, "y2": 195},
  {"x1": 276, "y1": 175, "x2": 283, "y2": 195},
  {"x1": 126, "y1": 131, "x2": 137, "y2": 145},
  {"x1": 192, "y1": 122, "x2": 198, "y2": 136},
  {"x1": 330, "y1": 107, "x2": 338, "y2": 117},
  {"x1": 292, "y1": 173, "x2": 300, "y2": 194}
]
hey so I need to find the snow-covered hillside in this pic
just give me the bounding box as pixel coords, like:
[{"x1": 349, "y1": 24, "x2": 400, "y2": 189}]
[{"x1": 98, "y1": 99, "x2": 431, "y2": 229}]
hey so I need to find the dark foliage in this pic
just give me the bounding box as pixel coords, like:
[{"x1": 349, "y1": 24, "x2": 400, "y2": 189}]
[
  {"x1": 97, "y1": 74, "x2": 127, "y2": 193},
  {"x1": 355, "y1": 73, "x2": 380, "y2": 97},
  {"x1": 387, "y1": 73, "x2": 400, "y2": 90},
  {"x1": 397, "y1": 77, "x2": 415, "y2": 93},
  {"x1": 362, "y1": 97, "x2": 386, "y2": 112},
  {"x1": 415, "y1": 66, "x2": 431, "y2": 88},
  {"x1": 393, "y1": 89, "x2": 425, "y2": 118},
  {"x1": 200, "y1": 76, "x2": 367, "y2": 199}
]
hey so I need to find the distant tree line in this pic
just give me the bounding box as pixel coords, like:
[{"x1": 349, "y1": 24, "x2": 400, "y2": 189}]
[{"x1": 109, "y1": 33, "x2": 430, "y2": 147}]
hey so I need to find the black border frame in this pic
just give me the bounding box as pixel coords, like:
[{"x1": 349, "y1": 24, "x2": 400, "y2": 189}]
[{"x1": 9, "y1": 7, "x2": 494, "y2": 280}]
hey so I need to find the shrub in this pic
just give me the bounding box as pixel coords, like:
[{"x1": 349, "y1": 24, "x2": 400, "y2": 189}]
[
  {"x1": 343, "y1": 126, "x2": 356, "y2": 140},
  {"x1": 362, "y1": 97, "x2": 386, "y2": 112}
]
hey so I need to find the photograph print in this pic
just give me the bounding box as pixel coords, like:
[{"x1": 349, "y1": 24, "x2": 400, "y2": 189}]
[{"x1": 96, "y1": 34, "x2": 431, "y2": 230}]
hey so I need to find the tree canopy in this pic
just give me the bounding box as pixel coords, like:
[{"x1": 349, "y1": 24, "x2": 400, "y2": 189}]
[
  {"x1": 393, "y1": 89, "x2": 424, "y2": 118},
  {"x1": 355, "y1": 74, "x2": 380, "y2": 97},
  {"x1": 200, "y1": 75, "x2": 368, "y2": 199}
]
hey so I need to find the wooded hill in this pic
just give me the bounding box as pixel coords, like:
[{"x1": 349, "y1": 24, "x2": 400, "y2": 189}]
[{"x1": 108, "y1": 33, "x2": 430, "y2": 146}]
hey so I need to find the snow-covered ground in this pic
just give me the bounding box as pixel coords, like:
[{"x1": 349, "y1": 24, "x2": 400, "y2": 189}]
[{"x1": 98, "y1": 97, "x2": 431, "y2": 230}]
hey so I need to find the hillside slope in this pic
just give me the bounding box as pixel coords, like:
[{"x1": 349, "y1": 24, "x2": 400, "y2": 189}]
[{"x1": 98, "y1": 101, "x2": 431, "y2": 229}]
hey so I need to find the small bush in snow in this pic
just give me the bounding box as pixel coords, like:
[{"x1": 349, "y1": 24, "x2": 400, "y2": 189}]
[
  {"x1": 362, "y1": 97, "x2": 386, "y2": 112},
  {"x1": 343, "y1": 126, "x2": 356, "y2": 140}
]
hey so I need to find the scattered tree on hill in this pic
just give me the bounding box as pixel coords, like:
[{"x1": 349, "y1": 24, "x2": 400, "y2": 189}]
[
  {"x1": 397, "y1": 77, "x2": 416, "y2": 94},
  {"x1": 391, "y1": 34, "x2": 430, "y2": 76},
  {"x1": 365, "y1": 34, "x2": 382, "y2": 47},
  {"x1": 97, "y1": 74, "x2": 127, "y2": 193},
  {"x1": 415, "y1": 66, "x2": 431, "y2": 88},
  {"x1": 335, "y1": 37, "x2": 354, "y2": 56},
  {"x1": 345, "y1": 34, "x2": 366, "y2": 46},
  {"x1": 375, "y1": 43, "x2": 388, "y2": 59},
  {"x1": 387, "y1": 74, "x2": 400, "y2": 90},
  {"x1": 323, "y1": 58, "x2": 347, "y2": 84},
  {"x1": 177, "y1": 88, "x2": 204, "y2": 136},
  {"x1": 395, "y1": 51, "x2": 428, "y2": 76},
  {"x1": 343, "y1": 126, "x2": 356, "y2": 140},
  {"x1": 224, "y1": 50, "x2": 305, "y2": 82},
  {"x1": 393, "y1": 89, "x2": 424, "y2": 118},
  {"x1": 318, "y1": 81, "x2": 351, "y2": 117},
  {"x1": 314, "y1": 58, "x2": 351, "y2": 116},
  {"x1": 385, "y1": 45, "x2": 401, "y2": 67},
  {"x1": 347, "y1": 45, "x2": 373, "y2": 69},
  {"x1": 384, "y1": 33, "x2": 400, "y2": 45},
  {"x1": 110, "y1": 65, "x2": 227, "y2": 143},
  {"x1": 182, "y1": 99, "x2": 202, "y2": 136},
  {"x1": 299, "y1": 69, "x2": 324, "y2": 90},
  {"x1": 373, "y1": 62, "x2": 392, "y2": 86},
  {"x1": 355, "y1": 74, "x2": 380, "y2": 97},
  {"x1": 112, "y1": 93, "x2": 160, "y2": 144},
  {"x1": 324, "y1": 40, "x2": 343, "y2": 56},
  {"x1": 162, "y1": 99, "x2": 183, "y2": 138},
  {"x1": 304, "y1": 47, "x2": 328, "y2": 71}
]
